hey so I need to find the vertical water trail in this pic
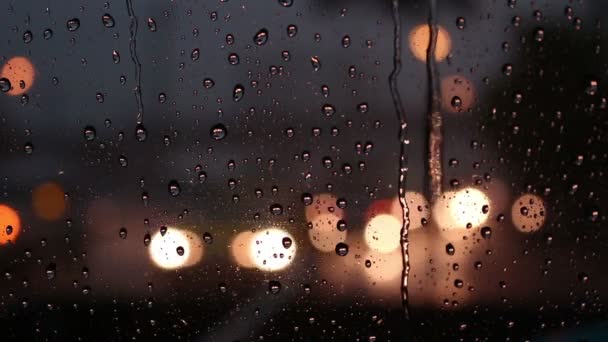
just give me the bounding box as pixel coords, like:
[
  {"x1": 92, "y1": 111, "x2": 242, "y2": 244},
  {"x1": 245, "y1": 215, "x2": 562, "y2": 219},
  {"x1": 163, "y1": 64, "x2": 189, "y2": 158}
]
[
  {"x1": 427, "y1": 0, "x2": 443, "y2": 202},
  {"x1": 388, "y1": 0, "x2": 411, "y2": 319},
  {"x1": 126, "y1": 0, "x2": 145, "y2": 127}
]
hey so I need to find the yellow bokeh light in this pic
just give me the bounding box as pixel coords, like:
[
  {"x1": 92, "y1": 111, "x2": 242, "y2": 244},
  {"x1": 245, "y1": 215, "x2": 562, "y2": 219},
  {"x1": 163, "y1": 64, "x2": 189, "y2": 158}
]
[
  {"x1": 308, "y1": 212, "x2": 347, "y2": 253},
  {"x1": 433, "y1": 188, "x2": 490, "y2": 230},
  {"x1": 408, "y1": 24, "x2": 451, "y2": 62},
  {"x1": 363, "y1": 250, "x2": 402, "y2": 284},
  {"x1": 305, "y1": 193, "x2": 344, "y2": 223},
  {"x1": 511, "y1": 194, "x2": 546, "y2": 233},
  {"x1": 251, "y1": 228, "x2": 296, "y2": 272},
  {"x1": 0, "y1": 204, "x2": 21, "y2": 245},
  {"x1": 364, "y1": 214, "x2": 402, "y2": 253},
  {"x1": 441, "y1": 75, "x2": 475, "y2": 113},
  {"x1": 32, "y1": 182, "x2": 66, "y2": 221},
  {"x1": 0, "y1": 56, "x2": 36, "y2": 96},
  {"x1": 230, "y1": 231, "x2": 256, "y2": 268},
  {"x1": 149, "y1": 228, "x2": 203, "y2": 269}
]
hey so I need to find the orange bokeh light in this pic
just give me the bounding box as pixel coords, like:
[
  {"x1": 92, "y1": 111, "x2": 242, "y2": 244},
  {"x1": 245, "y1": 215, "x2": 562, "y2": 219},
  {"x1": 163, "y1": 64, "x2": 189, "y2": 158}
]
[
  {"x1": 408, "y1": 25, "x2": 451, "y2": 62},
  {"x1": 0, "y1": 56, "x2": 36, "y2": 96},
  {"x1": 441, "y1": 75, "x2": 475, "y2": 113},
  {"x1": 32, "y1": 182, "x2": 66, "y2": 221},
  {"x1": 0, "y1": 204, "x2": 21, "y2": 244}
]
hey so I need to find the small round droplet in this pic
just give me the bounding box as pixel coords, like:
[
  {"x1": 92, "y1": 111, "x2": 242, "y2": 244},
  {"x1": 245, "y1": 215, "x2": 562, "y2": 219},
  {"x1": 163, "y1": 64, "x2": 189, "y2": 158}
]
[
  {"x1": 282, "y1": 237, "x2": 292, "y2": 249},
  {"x1": 480, "y1": 226, "x2": 492, "y2": 239},
  {"x1": 23, "y1": 31, "x2": 33, "y2": 43},
  {"x1": 111, "y1": 50, "x2": 120, "y2": 64},
  {"x1": 310, "y1": 56, "x2": 321, "y2": 71},
  {"x1": 83, "y1": 126, "x2": 96, "y2": 141},
  {"x1": 147, "y1": 18, "x2": 157, "y2": 32},
  {"x1": 534, "y1": 28, "x2": 545, "y2": 42},
  {"x1": 203, "y1": 232, "x2": 213, "y2": 244},
  {"x1": 278, "y1": 0, "x2": 293, "y2": 7},
  {"x1": 254, "y1": 29, "x2": 269, "y2": 45},
  {"x1": 102, "y1": 13, "x2": 115, "y2": 28},
  {"x1": 0, "y1": 78, "x2": 11, "y2": 92},
  {"x1": 233, "y1": 84, "x2": 244, "y2": 102},
  {"x1": 191, "y1": 48, "x2": 200, "y2": 61},
  {"x1": 270, "y1": 204, "x2": 283, "y2": 215},
  {"x1": 168, "y1": 180, "x2": 181, "y2": 197},
  {"x1": 446, "y1": 243, "x2": 455, "y2": 256},
  {"x1": 176, "y1": 246, "x2": 185, "y2": 256},
  {"x1": 43, "y1": 29, "x2": 53, "y2": 40},
  {"x1": 135, "y1": 124, "x2": 147, "y2": 142},
  {"x1": 67, "y1": 18, "x2": 81, "y2": 32},
  {"x1": 287, "y1": 25, "x2": 297, "y2": 37},
  {"x1": 269, "y1": 280, "x2": 282, "y2": 294},
  {"x1": 143, "y1": 233, "x2": 151, "y2": 246},
  {"x1": 335, "y1": 242, "x2": 349, "y2": 256},
  {"x1": 322, "y1": 104, "x2": 335, "y2": 116},
  {"x1": 210, "y1": 123, "x2": 227, "y2": 140},
  {"x1": 456, "y1": 17, "x2": 466, "y2": 30},
  {"x1": 119, "y1": 227, "x2": 128, "y2": 239}
]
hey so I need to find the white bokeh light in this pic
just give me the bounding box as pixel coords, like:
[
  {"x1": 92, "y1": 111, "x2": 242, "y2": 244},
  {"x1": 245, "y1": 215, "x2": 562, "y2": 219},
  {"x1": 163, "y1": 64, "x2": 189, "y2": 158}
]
[
  {"x1": 364, "y1": 214, "x2": 402, "y2": 253},
  {"x1": 251, "y1": 228, "x2": 296, "y2": 272},
  {"x1": 149, "y1": 228, "x2": 203, "y2": 269}
]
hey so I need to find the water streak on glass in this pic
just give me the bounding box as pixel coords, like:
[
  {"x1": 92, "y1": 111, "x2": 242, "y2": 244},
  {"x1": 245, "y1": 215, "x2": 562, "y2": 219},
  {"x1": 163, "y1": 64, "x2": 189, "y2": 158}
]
[
  {"x1": 426, "y1": 0, "x2": 443, "y2": 201},
  {"x1": 388, "y1": 0, "x2": 411, "y2": 319},
  {"x1": 126, "y1": 0, "x2": 144, "y2": 126}
]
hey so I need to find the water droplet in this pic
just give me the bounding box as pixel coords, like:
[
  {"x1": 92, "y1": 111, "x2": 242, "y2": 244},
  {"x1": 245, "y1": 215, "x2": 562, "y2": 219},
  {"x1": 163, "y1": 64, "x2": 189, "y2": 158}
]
[
  {"x1": 67, "y1": 18, "x2": 81, "y2": 32},
  {"x1": 228, "y1": 53, "x2": 240, "y2": 65},
  {"x1": 191, "y1": 48, "x2": 200, "y2": 61},
  {"x1": 203, "y1": 78, "x2": 215, "y2": 89},
  {"x1": 282, "y1": 237, "x2": 292, "y2": 249},
  {"x1": 83, "y1": 126, "x2": 96, "y2": 141},
  {"x1": 456, "y1": 17, "x2": 466, "y2": 30},
  {"x1": 342, "y1": 35, "x2": 351, "y2": 48},
  {"x1": 102, "y1": 13, "x2": 115, "y2": 28},
  {"x1": 233, "y1": 84, "x2": 244, "y2": 102},
  {"x1": 176, "y1": 246, "x2": 185, "y2": 256},
  {"x1": 168, "y1": 180, "x2": 181, "y2": 196},
  {"x1": 135, "y1": 124, "x2": 147, "y2": 142},
  {"x1": 254, "y1": 28, "x2": 269, "y2": 45},
  {"x1": 270, "y1": 204, "x2": 283, "y2": 215},
  {"x1": 287, "y1": 25, "x2": 297, "y2": 37},
  {"x1": 147, "y1": 18, "x2": 157, "y2": 32},
  {"x1": 268, "y1": 280, "x2": 282, "y2": 294},
  {"x1": 310, "y1": 56, "x2": 321, "y2": 71},
  {"x1": 111, "y1": 50, "x2": 120, "y2": 64},
  {"x1": 335, "y1": 242, "x2": 349, "y2": 256},
  {"x1": 278, "y1": 0, "x2": 293, "y2": 7},
  {"x1": 534, "y1": 28, "x2": 544, "y2": 42},
  {"x1": 46, "y1": 263, "x2": 56, "y2": 280},
  {"x1": 210, "y1": 123, "x2": 227, "y2": 140},
  {"x1": 0, "y1": 78, "x2": 11, "y2": 92},
  {"x1": 446, "y1": 243, "x2": 455, "y2": 256},
  {"x1": 160, "y1": 226, "x2": 168, "y2": 236},
  {"x1": 119, "y1": 227, "x2": 128, "y2": 239},
  {"x1": 23, "y1": 31, "x2": 33, "y2": 43},
  {"x1": 357, "y1": 103, "x2": 369, "y2": 113},
  {"x1": 143, "y1": 233, "x2": 151, "y2": 246},
  {"x1": 24, "y1": 143, "x2": 34, "y2": 155},
  {"x1": 322, "y1": 104, "x2": 335, "y2": 116},
  {"x1": 43, "y1": 29, "x2": 53, "y2": 40},
  {"x1": 481, "y1": 226, "x2": 492, "y2": 239}
]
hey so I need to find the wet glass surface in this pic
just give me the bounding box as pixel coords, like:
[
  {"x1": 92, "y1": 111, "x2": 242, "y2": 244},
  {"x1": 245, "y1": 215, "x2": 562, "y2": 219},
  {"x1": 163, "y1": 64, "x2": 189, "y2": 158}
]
[{"x1": 0, "y1": 0, "x2": 607, "y2": 340}]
